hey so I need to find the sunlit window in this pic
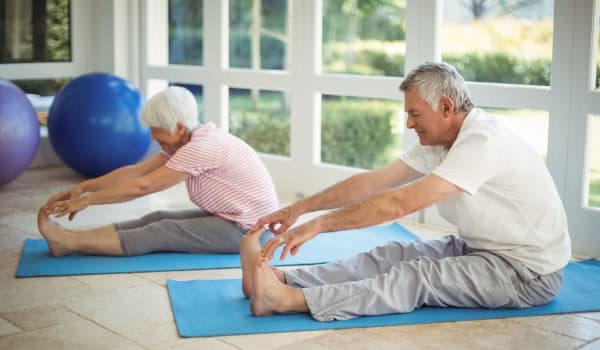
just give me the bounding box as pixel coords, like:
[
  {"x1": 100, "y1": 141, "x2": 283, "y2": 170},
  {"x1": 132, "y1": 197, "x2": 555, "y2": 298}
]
[
  {"x1": 482, "y1": 107, "x2": 549, "y2": 159},
  {"x1": 442, "y1": 0, "x2": 554, "y2": 85},
  {"x1": 169, "y1": 0, "x2": 203, "y2": 65},
  {"x1": 170, "y1": 83, "x2": 204, "y2": 122},
  {"x1": 1, "y1": 0, "x2": 71, "y2": 63},
  {"x1": 587, "y1": 115, "x2": 600, "y2": 208},
  {"x1": 229, "y1": 0, "x2": 290, "y2": 70},
  {"x1": 321, "y1": 95, "x2": 403, "y2": 169},
  {"x1": 322, "y1": 0, "x2": 406, "y2": 76},
  {"x1": 229, "y1": 88, "x2": 290, "y2": 156}
]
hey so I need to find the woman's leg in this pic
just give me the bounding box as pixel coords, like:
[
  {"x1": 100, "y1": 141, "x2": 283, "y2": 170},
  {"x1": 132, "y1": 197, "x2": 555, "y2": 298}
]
[
  {"x1": 37, "y1": 209, "x2": 123, "y2": 256},
  {"x1": 118, "y1": 214, "x2": 249, "y2": 255},
  {"x1": 115, "y1": 209, "x2": 207, "y2": 230}
]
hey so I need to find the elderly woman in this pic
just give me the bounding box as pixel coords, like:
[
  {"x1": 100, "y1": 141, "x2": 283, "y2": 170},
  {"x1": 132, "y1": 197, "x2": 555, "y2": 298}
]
[{"x1": 38, "y1": 86, "x2": 278, "y2": 257}]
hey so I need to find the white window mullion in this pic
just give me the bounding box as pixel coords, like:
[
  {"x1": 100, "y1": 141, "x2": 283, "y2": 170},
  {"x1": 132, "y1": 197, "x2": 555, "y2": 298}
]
[{"x1": 202, "y1": 0, "x2": 228, "y2": 129}]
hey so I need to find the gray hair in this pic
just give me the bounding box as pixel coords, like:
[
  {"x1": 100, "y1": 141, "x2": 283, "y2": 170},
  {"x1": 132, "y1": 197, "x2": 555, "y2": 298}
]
[
  {"x1": 399, "y1": 62, "x2": 474, "y2": 113},
  {"x1": 141, "y1": 86, "x2": 199, "y2": 132}
]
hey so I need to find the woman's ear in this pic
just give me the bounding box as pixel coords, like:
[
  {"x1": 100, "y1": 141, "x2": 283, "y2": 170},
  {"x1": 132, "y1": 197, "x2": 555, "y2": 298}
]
[{"x1": 175, "y1": 122, "x2": 187, "y2": 135}]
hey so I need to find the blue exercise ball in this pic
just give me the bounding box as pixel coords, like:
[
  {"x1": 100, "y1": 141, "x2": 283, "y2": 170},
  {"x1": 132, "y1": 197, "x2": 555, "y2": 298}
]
[
  {"x1": 0, "y1": 80, "x2": 40, "y2": 186},
  {"x1": 48, "y1": 73, "x2": 150, "y2": 177}
]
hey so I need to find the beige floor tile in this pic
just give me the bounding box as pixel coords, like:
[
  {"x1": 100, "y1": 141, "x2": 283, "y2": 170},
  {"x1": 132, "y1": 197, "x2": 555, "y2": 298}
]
[
  {"x1": 0, "y1": 276, "x2": 88, "y2": 313},
  {"x1": 172, "y1": 338, "x2": 242, "y2": 350},
  {"x1": 0, "y1": 226, "x2": 30, "y2": 252},
  {"x1": 220, "y1": 330, "x2": 331, "y2": 350},
  {"x1": 581, "y1": 312, "x2": 600, "y2": 322},
  {"x1": 1, "y1": 304, "x2": 80, "y2": 331},
  {"x1": 124, "y1": 321, "x2": 240, "y2": 350},
  {"x1": 511, "y1": 314, "x2": 600, "y2": 341},
  {"x1": 0, "y1": 250, "x2": 19, "y2": 279},
  {"x1": 136, "y1": 268, "x2": 243, "y2": 285},
  {"x1": 579, "y1": 338, "x2": 600, "y2": 350},
  {"x1": 0, "y1": 318, "x2": 21, "y2": 337},
  {"x1": 124, "y1": 321, "x2": 195, "y2": 349},
  {"x1": 309, "y1": 328, "x2": 404, "y2": 350},
  {"x1": 62, "y1": 283, "x2": 173, "y2": 333},
  {"x1": 0, "y1": 320, "x2": 146, "y2": 350},
  {"x1": 72, "y1": 273, "x2": 151, "y2": 293}
]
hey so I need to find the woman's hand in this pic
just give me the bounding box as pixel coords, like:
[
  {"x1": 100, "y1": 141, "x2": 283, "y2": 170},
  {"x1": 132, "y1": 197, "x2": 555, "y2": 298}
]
[
  {"x1": 44, "y1": 195, "x2": 90, "y2": 220},
  {"x1": 45, "y1": 186, "x2": 83, "y2": 207}
]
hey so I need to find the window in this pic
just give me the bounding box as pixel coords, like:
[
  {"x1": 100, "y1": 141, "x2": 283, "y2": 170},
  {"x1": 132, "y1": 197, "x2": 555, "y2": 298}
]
[
  {"x1": 169, "y1": 0, "x2": 203, "y2": 65},
  {"x1": 229, "y1": 88, "x2": 290, "y2": 156},
  {"x1": 229, "y1": 0, "x2": 290, "y2": 70},
  {"x1": 322, "y1": 0, "x2": 406, "y2": 76},
  {"x1": 147, "y1": 80, "x2": 204, "y2": 122},
  {"x1": 0, "y1": 0, "x2": 71, "y2": 63},
  {"x1": 442, "y1": 0, "x2": 554, "y2": 85},
  {"x1": 483, "y1": 107, "x2": 549, "y2": 159},
  {"x1": 321, "y1": 95, "x2": 403, "y2": 169},
  {"x1": 587, "y1": 115, "x2": 600, "y2": 208}
]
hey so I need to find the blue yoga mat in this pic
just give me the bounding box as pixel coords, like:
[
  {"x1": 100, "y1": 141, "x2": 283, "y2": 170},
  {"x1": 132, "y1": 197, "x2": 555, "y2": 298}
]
[
  {"x1": 16, "y1": 223, "x2": 418, "y2": 277},
  {"x1": 167, "y1": 259, "x2": 600, "y2": 337}
]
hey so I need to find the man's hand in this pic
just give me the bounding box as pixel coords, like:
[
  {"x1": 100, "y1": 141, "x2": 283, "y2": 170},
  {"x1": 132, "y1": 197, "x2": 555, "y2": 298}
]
[
  {"x1": 251, "y1": 204, "x2": 303, "y2": 235},
  {"x1": 260, "y1": 221, "x2": 321, "y2": 261}
]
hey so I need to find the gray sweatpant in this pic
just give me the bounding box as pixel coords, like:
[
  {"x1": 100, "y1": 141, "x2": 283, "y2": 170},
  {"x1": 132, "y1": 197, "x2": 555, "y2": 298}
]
[
  {"x1": 115, "y1": 209, "x2": 272, "y2": 256},
  {"x1": 284, "y1": 235, "x2": 564, "y2": 322}
]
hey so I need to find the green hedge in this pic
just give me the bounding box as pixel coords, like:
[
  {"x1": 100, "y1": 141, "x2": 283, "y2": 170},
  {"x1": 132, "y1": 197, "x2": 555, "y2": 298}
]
[
  {"x1": 230, "y1": 98, "x2": 398, "y2": 169},
  {"x1": 321, "y1": 98, "x2": 396, "y2": 169}
]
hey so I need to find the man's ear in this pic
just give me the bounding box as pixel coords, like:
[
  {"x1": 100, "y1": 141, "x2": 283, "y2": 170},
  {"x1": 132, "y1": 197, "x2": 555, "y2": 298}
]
[{"x1": 440, "y1": 96, "x2": 455, "y2": 117}]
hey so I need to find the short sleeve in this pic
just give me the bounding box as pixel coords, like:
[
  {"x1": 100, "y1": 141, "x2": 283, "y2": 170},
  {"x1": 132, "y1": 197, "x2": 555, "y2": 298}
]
[
  {"x1": 433, "y1": 132, "x2": 505, "y2": 195},
  {"x1": 165, "y1": 137, "x2": 222, "y2": 176}
]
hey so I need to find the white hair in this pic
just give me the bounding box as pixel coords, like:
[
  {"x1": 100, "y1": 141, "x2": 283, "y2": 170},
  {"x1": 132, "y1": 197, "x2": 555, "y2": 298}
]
[
  {"x1": 399, "y1": 62, "x2": 474, "y2": 113},
  {"x1": 141, "y1": 86, "x2": 199, "y2": 132}
]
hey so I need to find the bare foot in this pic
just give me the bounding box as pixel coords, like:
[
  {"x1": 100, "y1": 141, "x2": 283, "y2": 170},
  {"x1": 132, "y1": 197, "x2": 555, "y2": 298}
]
[
  {"x1": 249, "y1": 257, "x2": 308, "y2": 316},
  {"x1": 37, "y1": 208, "x2": 73, "y2": 257},
  {"x1": 240, "y1": 228, "x2": 264, "y2": 298}
]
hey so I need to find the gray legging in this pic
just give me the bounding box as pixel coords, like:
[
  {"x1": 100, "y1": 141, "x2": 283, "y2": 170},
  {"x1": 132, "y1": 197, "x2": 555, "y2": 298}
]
[
  {"x1": 284, "y1": 235, "x2": 564, "y2": 322},
  {"x1": 115, "y1": 209, "x2": 272, "y2": 256}
]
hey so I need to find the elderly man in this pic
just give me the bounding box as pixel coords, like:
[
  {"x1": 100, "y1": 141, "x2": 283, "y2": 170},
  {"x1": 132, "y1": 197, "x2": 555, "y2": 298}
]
[{"x1": 240, "y1": 62, "x2": 571, "y2": 321}]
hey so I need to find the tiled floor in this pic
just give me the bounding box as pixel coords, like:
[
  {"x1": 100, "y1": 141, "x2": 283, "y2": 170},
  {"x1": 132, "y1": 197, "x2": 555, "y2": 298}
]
[{"x1": 0, "y1": 166, "x2": 599, "y2": 350}]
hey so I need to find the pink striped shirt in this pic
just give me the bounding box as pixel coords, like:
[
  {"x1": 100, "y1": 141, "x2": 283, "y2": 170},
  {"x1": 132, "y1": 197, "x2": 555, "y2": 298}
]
[{"x1": 164, "y1": 122, "x2": 278, "y2": 229}]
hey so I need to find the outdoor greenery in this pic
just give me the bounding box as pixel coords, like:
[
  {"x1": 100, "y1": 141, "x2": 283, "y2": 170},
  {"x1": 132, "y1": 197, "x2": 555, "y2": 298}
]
[
  {"x1": 7, "y1": 0, "x2": 600, "y2": 207},
  {"x1": 321, "y1": 97, "x2": 401, "y2": 169}
]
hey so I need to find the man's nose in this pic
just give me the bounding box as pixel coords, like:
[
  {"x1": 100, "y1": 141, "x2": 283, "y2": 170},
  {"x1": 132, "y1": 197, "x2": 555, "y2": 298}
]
[{"x1": 405, "y1": 114, "x2": 416, "y2": 129}]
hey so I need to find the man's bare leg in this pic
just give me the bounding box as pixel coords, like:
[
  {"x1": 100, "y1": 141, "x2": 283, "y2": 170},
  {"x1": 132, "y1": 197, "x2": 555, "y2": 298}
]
[
  {"x1": 250, "y1": 257, "x2": 309, "y2": 316},
  {"x1": 240, "y1": 228, "x2": 286, "y2": 298},
  {"x1": 37, "y1": 208, "x2": 123, "y2": 257}
]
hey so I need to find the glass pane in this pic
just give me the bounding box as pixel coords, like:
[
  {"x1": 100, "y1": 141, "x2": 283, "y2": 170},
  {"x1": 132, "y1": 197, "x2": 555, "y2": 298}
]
[
  {"x1": 323, "y1": 0, "x2": 406, "y2": 76},
  {"x1": 0, "y1": 0, "x2": 71, "y2": 63},
  {"x1": 442, "y1": 1, "x2": 553, "y2": 85},
  {"x1": 169, "y1": 82, "x2": 204, "y2": 122},
  {"x1": 169, "y1": 0, "x2": 203, "y2": 65},
  {"x1": 587, "y1": 115, "x2": 600, "y2": 208},
  {"x1": 483, "y1": 107, "x2": 549, "y2": 159},
  {"x1": 229, "y1": 0, "x2": 289, "y2": 70},
  {"x1": 597, "y1": 8, "x2": 600, "y2": 90},
  {"x1": 12, "y1": 78, "x2": 69, "y2": 126},
  {"x1": 229, "y1": 88, "x2": 290, "y2": 156},
  {"x1": 321, "y1": 95, "x2": 403, "y2": 169}
]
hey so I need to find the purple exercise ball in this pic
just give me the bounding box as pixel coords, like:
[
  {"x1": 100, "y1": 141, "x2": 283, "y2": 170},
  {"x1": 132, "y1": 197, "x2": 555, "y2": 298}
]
[{"x1": 0, "y1": 80, "x2": 40, "y2": 186}]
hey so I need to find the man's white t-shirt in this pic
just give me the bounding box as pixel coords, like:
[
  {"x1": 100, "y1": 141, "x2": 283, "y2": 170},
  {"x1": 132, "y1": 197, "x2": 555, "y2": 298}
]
[{"x1": 401, "y1": 108, "x2": 571, "y2": 274}]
